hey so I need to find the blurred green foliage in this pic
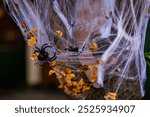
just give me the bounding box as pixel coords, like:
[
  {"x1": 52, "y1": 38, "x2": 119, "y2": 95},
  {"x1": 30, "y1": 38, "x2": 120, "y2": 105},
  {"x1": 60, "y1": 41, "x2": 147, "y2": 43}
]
[
  {"x1": 143, "y1": 20, "x2": 150, "y2": 99},
  {"x1": 145, "y1": 52, "x2": 150, "y2": 66}
]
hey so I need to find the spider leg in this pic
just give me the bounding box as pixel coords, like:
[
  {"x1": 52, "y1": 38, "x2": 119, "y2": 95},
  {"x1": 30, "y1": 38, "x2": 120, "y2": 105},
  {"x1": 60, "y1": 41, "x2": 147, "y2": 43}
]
[
  {"x1": 43, "y1": 43, "x2": 48, "y2": 46},
  {"x1": 41, "y1": 43, "x2": 47, "y2": 49},
  {"x1": 41, "y1": 43, "x2": 49, "y2": 50},
  {"x1": 50, "y1": 55, "x2": 57, "y2": 61},
  {"x1": 34, "y1": 50, "x2": 40, "y2": 53},
  {"x1": 49, "y1": 52, "x2": 57, "y2": 61},
  {"x1": 35, "y1": 47, "x2": 41, "y2": 52},
  {"x1": 42, "y1": 45, "x2": 52, "y2": 50}
]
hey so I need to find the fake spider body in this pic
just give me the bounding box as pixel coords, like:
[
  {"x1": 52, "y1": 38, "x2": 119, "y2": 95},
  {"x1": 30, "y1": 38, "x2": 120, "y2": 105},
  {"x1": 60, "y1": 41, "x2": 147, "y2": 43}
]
[
  {"x1": 34, "y1": 44, "x2": 57, "y2": 66},
  {"x1": 65, "y1": 46, "x2": 81, "y2": 55}
]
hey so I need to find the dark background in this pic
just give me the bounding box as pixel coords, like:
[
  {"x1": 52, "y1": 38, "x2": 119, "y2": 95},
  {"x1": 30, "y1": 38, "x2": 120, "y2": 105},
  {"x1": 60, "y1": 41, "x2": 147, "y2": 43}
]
[
  {"x1": 0, "y1": 0, "x2": 70, "y2": 99},
  {"x1": 143, "y1": 20, "x2": 150, "y2": 100}
]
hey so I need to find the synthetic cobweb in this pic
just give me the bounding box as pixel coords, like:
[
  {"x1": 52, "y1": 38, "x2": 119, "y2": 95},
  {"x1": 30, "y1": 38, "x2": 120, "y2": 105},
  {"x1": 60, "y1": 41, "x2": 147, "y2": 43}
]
[{"x1": 4, "y1": 0, "x2": 150, "y2": 99}]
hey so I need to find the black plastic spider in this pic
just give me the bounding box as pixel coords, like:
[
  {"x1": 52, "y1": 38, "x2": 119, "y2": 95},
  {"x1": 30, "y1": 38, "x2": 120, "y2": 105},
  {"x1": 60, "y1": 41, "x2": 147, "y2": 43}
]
[
  {"x1": 65, "y1": 46, "x2": 79, "y2": 52},
  {"x1": 65, "y1": 46, "x2": 81, "y2": 55},
  {"x1": 34, "y1": 44, "x2": 57, "y2": 66}
]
